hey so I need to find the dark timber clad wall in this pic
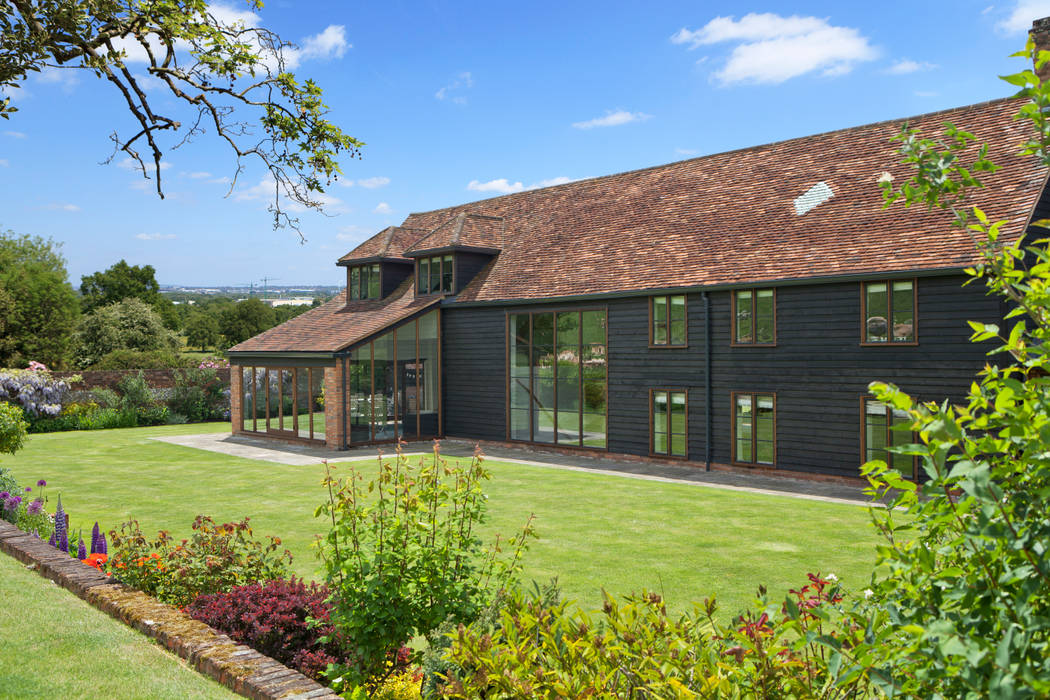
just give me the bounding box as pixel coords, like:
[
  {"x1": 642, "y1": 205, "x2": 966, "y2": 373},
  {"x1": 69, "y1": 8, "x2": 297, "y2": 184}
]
[
  {"x1": 381, "y1": 262, "x2": 413, "y2": 298},
  {"x1": 454, "y1": 253, "x2": 495, "y2": 295},
  {"x1": 441, "y1": 273, "x2": 1004, "y2": 478}
]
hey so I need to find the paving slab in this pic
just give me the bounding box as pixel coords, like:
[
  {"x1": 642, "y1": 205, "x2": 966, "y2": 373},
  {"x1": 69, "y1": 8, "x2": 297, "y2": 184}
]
[{"x1": 153, "y1": 433, "x2": 876, "y2": 506}]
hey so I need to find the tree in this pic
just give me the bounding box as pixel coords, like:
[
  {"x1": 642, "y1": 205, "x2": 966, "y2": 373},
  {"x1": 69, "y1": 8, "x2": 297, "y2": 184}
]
[
  {"x1": 184, "y1": 310, "x2": 219, "y2": 351},
  {"x1": 80, "y1": 259, "x2": 160, "y2": 312},
  {"x1": 219, "y1": 297, "x2": 274, "y2": 345},
  {"x1": 1, "y1": 1, "x2": 362, "y2": 234},
  {"x1": 74, "y1": 297, "x2": 179, "y2": 368},
  {"x1": 0, "y1": 231, "x2": 80, "y2": 368}
]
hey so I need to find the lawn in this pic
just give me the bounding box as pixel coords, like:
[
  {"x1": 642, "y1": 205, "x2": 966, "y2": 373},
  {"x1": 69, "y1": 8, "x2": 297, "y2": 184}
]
[
  {"x1": 2, "y1": 422, "x2": 883, "y2": 617},
  {"x1": 0, "y1": 553, "x2": 237, "y2": 699}
]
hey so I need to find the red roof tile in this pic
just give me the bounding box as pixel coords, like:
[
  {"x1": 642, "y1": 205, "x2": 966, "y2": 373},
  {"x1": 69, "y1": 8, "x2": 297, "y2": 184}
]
[
  {"x1": 404, "y1": 213, "x2": 505, "y2": 254},
  {"x1": 338, "y1": 226, "x2": 423, "y2": 264}
]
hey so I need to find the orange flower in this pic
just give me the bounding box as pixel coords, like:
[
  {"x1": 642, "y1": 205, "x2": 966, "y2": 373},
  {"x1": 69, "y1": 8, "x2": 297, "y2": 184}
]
[{"x1": 81, "y1": 553, "x2": 109, "y2": 570}]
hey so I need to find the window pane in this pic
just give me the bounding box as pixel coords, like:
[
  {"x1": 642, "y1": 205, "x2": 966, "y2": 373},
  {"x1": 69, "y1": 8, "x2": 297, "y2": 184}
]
[
  {"x1": 654, "y1": 431, "x2": 668, "y2": 454},
  {"x1": 429, "y1": 256, "x2": 441, "y2": 295},
  {"x1": 653, "y1": 297, "x2": 667, "y2": 344},
  {"x1": 533, "y1": 313, "x2": 554, "y2": 347},
  {"x1": 296, "y1": 369, "x2": 310, "y2": 439},
  {"x1": 756, "y1": 396, "x2": 774, "y2": 443},
  {"x1": 653, "y1": 391, "x2": 668, "y2": 434},
  {"x1": 557, "y1": 311, "x2": 579, "y2": 347},
  {"x1": 240, "y1": 367, "x2": 252, "y2": 431},
  {"x1": 865, "y1": 283, "x2": 888, "y2": 342},
  {"x1": 419, "y1": 259, "x2": 429, "y2": 294},
  {"x1": 865, "y1": 401, "x2": 888, "y2": 463},
  {"x1": 350, "y1": 267, "x2": 360, "y2": 300},
  {"x1": 442, "y1": 255, "x2": 454, "y2": 293},
  {"x1": 670, "y1": 296, "x2": 686, "y2": 345},
  {"x1": 349, "y1": 348, "x2": 371, "y2": 443},
  {"x1": 417, "y1": 310, "x2": 439, "y2": 436},
  {"x1": 510, "y1": 408, "x2": 530, "y2": 440},
  {"x1": 369, "y1": 264, "x2": 380, "y2": 299},
  {"x1": 756, "y1": 290, "x2": 774, "y2": 344},
  {"x1": 735, "y1": 395, "x2": 752, "y2": 462},
  {"x1": 557, "y1": 365, "x2": 580, "y2": 412},
  {"x1": 892, "y1": 281, "x2": 914, "y2": 342},
  {"x1": 670, "y1": 392, "x2": 686, "y2": 434},
  {"x1": 534, "y1": 405, "x2": 555, "y2": 443},
  {"x1": 735, "y1": 291, "x2": 753, "y2": 343},
  {"x1": 671, "y1": 434, "x2": 686, "y2": 458}
]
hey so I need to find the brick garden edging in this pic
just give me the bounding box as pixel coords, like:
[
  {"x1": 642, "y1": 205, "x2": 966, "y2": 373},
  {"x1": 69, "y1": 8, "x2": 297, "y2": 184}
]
[{"x1": 0, "y1": 520, "x2": 338, "y2": 700}]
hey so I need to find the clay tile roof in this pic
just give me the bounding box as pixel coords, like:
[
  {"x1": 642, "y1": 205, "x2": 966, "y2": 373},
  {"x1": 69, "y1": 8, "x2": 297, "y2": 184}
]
[
  {"x1": 338, "y1": 226, "x2": 424, "y2": 264},
  {"x1": 227, "y1": 278, "x2": 440, "y2": 354},
  {"x1": 388, "y1": 97, "x2": 1047, "y2": 303},
  {"x1": 404, "y1": 213, "x2": 505, "y2": 255}
]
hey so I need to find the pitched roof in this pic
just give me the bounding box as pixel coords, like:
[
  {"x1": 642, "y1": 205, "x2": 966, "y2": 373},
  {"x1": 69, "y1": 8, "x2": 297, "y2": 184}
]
[
  {"x1": 390, "y1": 97, "x2": 1047, "y2": 303},
  {"x1": 338, "y1": 226, "x2": 422, "y2": 264},
  {"x1": 227, "y1": 279, "x2": 440, "y2": 354},
  {"x1": 404, "y1": 213, "x2": 505, "y2": 255}
]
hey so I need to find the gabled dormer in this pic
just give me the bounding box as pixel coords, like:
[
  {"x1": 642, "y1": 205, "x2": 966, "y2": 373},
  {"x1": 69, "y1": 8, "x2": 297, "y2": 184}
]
[
  {"x1": 337, "y1": 226, "x2": 422, "y2": 303},
  {"x1": 405, "y1": 213, "x2": 504, "y2": 297}
]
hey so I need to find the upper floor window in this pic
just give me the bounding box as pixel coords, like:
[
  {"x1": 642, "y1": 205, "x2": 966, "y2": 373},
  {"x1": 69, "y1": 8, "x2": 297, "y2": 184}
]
[
  {"x1": 862, "y1": 398, "x2": 917, "y2": 480},
  {"x1": 417, "y1": 254, "x2": 454, "y2": 295},
  {"x1": 650, "y1": 295, "x2": 687, "y2": 346},
  {"x1": 732, "y1": 392, "x2": 775, "y2": 466},
  {"x1": 863, "y1": 280, "x2": 915, "y2": 344},
  {"x1": 349, "y1": 264, "x2": 380, "y2": 300},
  {"x1": 733, "y1": 289, "x2": 775, "y2": 345},
  {"x1": 651, "y1": 389, "x2": 687, "y2": 458}
]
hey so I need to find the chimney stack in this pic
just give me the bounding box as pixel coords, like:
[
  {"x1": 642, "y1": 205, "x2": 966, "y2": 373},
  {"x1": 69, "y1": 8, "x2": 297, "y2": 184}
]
[{"x1": 1032, "y1": 17, "x2": 1050, "y2": 82}]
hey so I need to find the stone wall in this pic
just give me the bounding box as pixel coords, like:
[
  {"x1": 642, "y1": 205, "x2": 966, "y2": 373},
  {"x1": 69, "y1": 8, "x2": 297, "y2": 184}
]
[{"x1": 54, "y1": 368, "x2": 231, "y2": 391}]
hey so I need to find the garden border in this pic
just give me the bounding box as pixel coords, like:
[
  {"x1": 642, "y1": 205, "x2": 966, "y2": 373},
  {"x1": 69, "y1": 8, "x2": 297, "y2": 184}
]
[{"x1": 0, "y1": 520, "x2": 338, "y2": 700}]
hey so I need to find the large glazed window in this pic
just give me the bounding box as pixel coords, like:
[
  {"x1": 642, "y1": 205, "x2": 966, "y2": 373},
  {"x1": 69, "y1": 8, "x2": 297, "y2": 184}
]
[
  {"x1": 239, "y1": 366, "x2": 325, "y2": 443},
  {"x1": 863, "y1": 280, "x2": 915, "y2": 344},
  {"x1": 416, "y1": 255, "x2": 454, "y2": 295},
  {"x1": 733, "y1": 289, "x2": 775, "y2": 345},
  {"x1": 348, "y1": 264, "x2": 381, "y2": 301},
  {"x1": 650, "y1": 295, "x2": 687, "y2": 347},
  {"x1": 732, "y1": 392, "x2": 775, "y2": 466},
  {"x1": 651, "y1": 389, "x2": 687, "y2": 458},
  {"x1": 506, "y1": 309, "x2": 607, "y2": 449},
  {"x1": 862, "y1": 398, "x2": 917, "y2": 479}
]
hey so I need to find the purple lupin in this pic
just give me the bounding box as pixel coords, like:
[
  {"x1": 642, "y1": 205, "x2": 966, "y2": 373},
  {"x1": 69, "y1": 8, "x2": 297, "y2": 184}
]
[
  {"x1": 54, "y1": 496, "x2": 68, "y2": 553},
  {"x1": 90, "y1": 522, "x2": 101, "y2": 555},
  {"x1": 77, "y1": 537, "x2": 86, "y2": 560},
  {"x1": 47, "y1": 529, "x2": 56, "y2": 547},
  {"x1": 98, "y1": 532, "x2": 107, "y2": 555}
]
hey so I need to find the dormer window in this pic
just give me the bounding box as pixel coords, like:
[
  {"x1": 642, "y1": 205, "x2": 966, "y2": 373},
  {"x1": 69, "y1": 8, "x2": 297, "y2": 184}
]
[
  {"x1": 417, "y1": 254, "x2": 453, "y2": 295},
  {"x1": 349, "y1": 263, "x2": 380, "y2": 300}
]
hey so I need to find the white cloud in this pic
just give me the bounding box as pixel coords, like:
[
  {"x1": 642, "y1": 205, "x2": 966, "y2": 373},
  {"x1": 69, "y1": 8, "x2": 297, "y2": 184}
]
[
  {"x1": 136, "y1": 233, "x2": 177, "y2": 240},
  {"x1": 435, "y1": 71, "x2": 473, "y2": 103},
  {"x1": 886, "y1": 59, "x2": 937, "y2": 74},
  {"x1": 46, "y1": 203, "x2": 80, "y2": 212},
  {"x1": 467, "y1": 176, "x2": 576, "y2": 194},
  {"x1": 4, "y1": 131, "x2": 26, "y2": 139},
  {"x1": 675, "y1": 147, "x2": 699, "y2": 156},
  {"x1": 235, "y1": 173, "x2": 347, "y2": 212},
  {"x1": 998, "y1": 1, "x2": 1050, "y2": 33},
  {"x1": 356, "y1": 176, "x2": 390, "y2": 189},
  {"x1": 672, "y1": 13, "x2": 878, "y2": 85},
  {"x1": 133, "y1": 72, "x2": 167, "y2": 91},
  {"x1": 187, "y1": 171, "x2": 212, "y2": 179},
  {"x1": 36, "y1": 66, "x2": 79, "y2": 91},
  {"x1": 373, "y1": 202, "x2": 393, "y2": 214},
  {"x1": 299, "y1": 25, "x2": 349, "y2": 61},
  {"x1": 572, "y1": 110, "x2": 652, "y2": 129}
]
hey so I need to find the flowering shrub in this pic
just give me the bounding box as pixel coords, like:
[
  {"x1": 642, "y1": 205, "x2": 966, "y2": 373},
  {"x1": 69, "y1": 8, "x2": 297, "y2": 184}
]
[
  {"x1": 0, "y1": 368, "x2": 74, "y2": 417},
  {"x1": 107, "y1": 515, "x2": 292, "y2": 607},
  {"x1": 186, "y1": 577, "x2": 349, "y2": 681},
  {"x1": 197, "y1": 356, "x2": 229, "y2": 370},
  {"x1": 170, "y1": 367, "x2": 229, "y2": 422}
]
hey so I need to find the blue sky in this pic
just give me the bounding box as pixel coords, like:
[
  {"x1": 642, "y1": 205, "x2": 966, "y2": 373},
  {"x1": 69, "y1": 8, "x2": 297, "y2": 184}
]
[{"x1": 1, "y1": 0, "x2": 1049, "y2": 286}]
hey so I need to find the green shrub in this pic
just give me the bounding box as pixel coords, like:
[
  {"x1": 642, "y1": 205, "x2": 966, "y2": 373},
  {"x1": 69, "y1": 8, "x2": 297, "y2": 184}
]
[
  {"x1": 30, "y1": 407, "x2": 137, "y2": 432},
  {"x1": 89, "y1": 348, "x2": 193, "y2": 370},
  {"x1": 170, "y1": 367, "x2": 228, "y2": 422},
  {"x1": 316, "y1": 444, "x2": 536, "y2": 690},
  {"x1": 0, "y1": 401, "x2": 28, "y2": 455},
  {"x1": 106, "y1": 515, "x2": 292, "y2": 608},
  {"x1": 88, "y1": 388, "x2": 120, "y2": 409}
]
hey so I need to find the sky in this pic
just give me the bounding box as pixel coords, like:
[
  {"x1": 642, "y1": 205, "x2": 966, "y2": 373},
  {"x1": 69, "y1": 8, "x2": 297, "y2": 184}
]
[{"x1": 2, "y1": 0, "x2": 1050, "y2": 287}]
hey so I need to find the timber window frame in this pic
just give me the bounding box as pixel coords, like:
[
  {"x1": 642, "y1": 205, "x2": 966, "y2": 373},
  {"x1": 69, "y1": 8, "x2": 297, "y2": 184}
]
[
  {"x1": 416, "y1": 254, "x2": 455, "y2": 296},
  {"x1": 649, "y1": 294, "x2": 688, "y2": 347},
  {"x1": 347, "y1": 263, "x2": 381, "y2": 301},
  {"x1": 861, "y1": 397, "x2": 919, "y2": 480},
  {"x1": 731, "y1": 392, "x2": 776, "y2": 467},
  {"x1": 732, "y1": 288, "x2": 776, "y2": 346},
  {"x1": 650, "y1": 389, "x2": 688, "y2": 459},
  {"x1": 861, "y1": 279, "x2": 917, "y2": 345}
]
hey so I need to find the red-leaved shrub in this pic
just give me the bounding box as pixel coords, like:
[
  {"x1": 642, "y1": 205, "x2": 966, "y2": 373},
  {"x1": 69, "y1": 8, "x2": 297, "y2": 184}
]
[{"x1": 185, "y1": 577, "x2": 344, "y2": 680}]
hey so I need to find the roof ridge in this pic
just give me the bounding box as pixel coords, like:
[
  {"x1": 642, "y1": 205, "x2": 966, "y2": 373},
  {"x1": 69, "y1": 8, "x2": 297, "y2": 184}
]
[{"x1": 405, "y1": 96, "x2": 1019, "y2": 218}]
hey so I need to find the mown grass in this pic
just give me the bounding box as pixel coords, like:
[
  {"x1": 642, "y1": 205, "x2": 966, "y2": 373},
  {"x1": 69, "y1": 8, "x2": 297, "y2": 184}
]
[
  {"x1": 0, "y1": 553, "x2": 237, "y2": 699},
  {"x1": 3, "y1": 422, "x2": 883, "y2": 617}
]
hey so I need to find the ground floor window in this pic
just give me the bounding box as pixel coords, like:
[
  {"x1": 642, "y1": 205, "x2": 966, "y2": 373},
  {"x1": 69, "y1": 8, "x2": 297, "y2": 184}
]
[
  {"x1": 508, "y1": 308, "x2": 607, "y2": 448},
  {"x1": 651, "y1": 389, "x2": 687, "y2": 458},
  {"x1": 240, "y1": 366, "x2": 325, "y2": 442},
  {"x1": 345, "y1": 309, "x2": 440, "y2": 445},
  {"x1": 732, "y1": 392, "x2": 775, "y2": 466},
  {"x1": 862, "y1": 398, "x2": 917, "y2": 479}
]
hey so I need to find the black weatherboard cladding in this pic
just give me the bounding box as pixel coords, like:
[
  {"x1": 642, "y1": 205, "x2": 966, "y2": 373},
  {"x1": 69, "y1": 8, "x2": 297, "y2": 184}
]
[{"x1": 439, "y1": 274, "x2": 1001, "y2": 478}]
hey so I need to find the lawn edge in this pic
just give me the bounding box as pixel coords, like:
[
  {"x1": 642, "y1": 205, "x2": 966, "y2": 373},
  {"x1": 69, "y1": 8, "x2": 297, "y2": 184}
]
[{"x1": 0, "y1": 520, "x2": 339, "y2": 700}]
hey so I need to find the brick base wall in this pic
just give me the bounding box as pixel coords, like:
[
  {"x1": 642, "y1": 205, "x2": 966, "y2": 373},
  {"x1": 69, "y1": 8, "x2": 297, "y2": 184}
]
[{"x1": 324, "y1": 363, "x2": 344, "y2": 449}]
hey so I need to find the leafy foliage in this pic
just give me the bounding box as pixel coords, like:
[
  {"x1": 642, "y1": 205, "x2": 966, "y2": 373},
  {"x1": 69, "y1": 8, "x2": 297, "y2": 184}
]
[
  {"x1": 858, "y1": 37, "x2": 1050, "y2": 698},
  {"x1": 315, "y1": 444, "x2": 536, "y2": 689},
  {"x1": 219, "y1": 297, "x2": 275, "y2": 345},
  {"x1": 107, "y1": 515, "x2": 292, "y2": 607},
  {"x1": 169, "y1": 367, "x2": 229, "y2": 422},
  {"x1": 80, "y1": 259, "x2": 161, "y2": 314},
  {"x1": 0, "y1": 231, "x2": 79, "y2": 368},
  {"x1": 74, "y1": 298, "x2": 179, "y2": 369},
  {"x1": 184, "y1": 311, "x2": 221, "y2": 351},
  {"x1": 1, "y1": 1, "x2": 362, "y2": 234},
  {"x1": 0, "y1": 402, "x2": 28, "y2": 456}
]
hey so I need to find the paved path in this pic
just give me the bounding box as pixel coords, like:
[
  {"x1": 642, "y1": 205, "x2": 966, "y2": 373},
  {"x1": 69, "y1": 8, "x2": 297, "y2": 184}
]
[{"x1": 153, "y1": 433, "x2": 875, "y2": 507}]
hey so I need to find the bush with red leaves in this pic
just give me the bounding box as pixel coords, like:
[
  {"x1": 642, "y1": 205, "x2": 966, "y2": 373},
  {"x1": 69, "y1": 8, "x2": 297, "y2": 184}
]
[{"x1": 186, "y1": 577, "x2": 345, "y2": 680}]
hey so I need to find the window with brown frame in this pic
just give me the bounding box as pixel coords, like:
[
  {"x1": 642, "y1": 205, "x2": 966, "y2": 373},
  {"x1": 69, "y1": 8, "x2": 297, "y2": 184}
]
[
  {"x1": 416, "y1": 254, "x2": 454, "y2": 295},
  {"x1": 732, "y1": 392, "x2": 775, "y2": 466},
  {"x1": 862, "y1": 279, "x2": 916, "y2": 344},
  {"x1": 732, "y1": 288, "x2": 775, "y2": 345},
  {"x1": 651, "y1": 389, "x2": 687, "y2": 458},
  {"x1": 650, "y1": 295, "x2": 687, "y2": 346},
  {"x1": 861, "y1": 398, "x2": 918, "y2": 479},
  {"x1": 348, "y1": 263, "x2": 381, "y2": 300}
]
